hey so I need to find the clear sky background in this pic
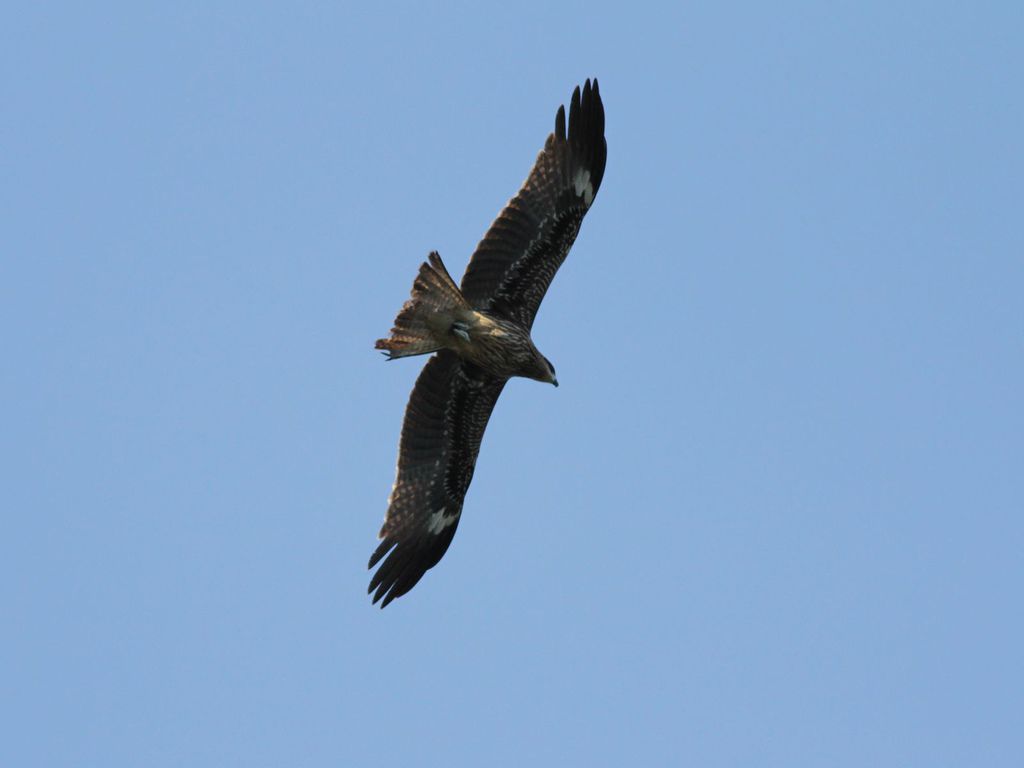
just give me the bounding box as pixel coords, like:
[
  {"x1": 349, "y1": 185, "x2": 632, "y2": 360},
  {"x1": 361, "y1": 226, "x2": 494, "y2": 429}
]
[{"x1": 4, "y1": 2, "x2": 1022, "y2": 766}]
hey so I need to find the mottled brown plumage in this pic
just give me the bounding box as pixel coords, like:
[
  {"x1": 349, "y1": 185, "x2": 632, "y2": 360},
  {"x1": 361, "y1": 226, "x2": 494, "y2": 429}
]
[{"x1": 369, "y1": 80, "x2": 607, "y2": 607}]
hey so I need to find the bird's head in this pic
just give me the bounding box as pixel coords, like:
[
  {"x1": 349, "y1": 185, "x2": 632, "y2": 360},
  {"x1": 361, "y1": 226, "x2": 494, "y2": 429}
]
[
  {"x1": 539, "y1": 355, "x2": 559, "y2": 387},
  {"x1": 544, "y1": 356, "x2": 559, "y2": 387},
  {"x1": 522, "y1": 343, "x2": 558, "y2": 387}
]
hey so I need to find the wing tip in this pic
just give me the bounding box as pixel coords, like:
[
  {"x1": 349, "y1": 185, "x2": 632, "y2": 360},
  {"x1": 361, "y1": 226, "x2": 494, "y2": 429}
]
[
  {"x1": 367, "y1": 522, "x2": 461, "y2": 608},
  {"x1": 552, "y1": 78, "x2": 604, "y2": 146},
  {"x1": 559, "y1": 77, "x2": 607, "y2": 199},
  {"x1": 367, "y1": 536, "x2": 393, "y2": 569},
  {"x1": 555, "y1": 104, "x2": 566, "y2": 141}
]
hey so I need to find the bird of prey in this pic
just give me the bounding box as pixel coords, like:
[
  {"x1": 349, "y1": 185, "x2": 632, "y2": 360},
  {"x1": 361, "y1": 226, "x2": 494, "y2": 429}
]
[{"x1": 369, "y1": 80, "x2": 607, "y2": 607}]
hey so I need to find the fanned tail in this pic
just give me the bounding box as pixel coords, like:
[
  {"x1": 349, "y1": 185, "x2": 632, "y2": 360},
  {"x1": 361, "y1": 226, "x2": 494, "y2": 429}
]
[{"x1": 375, "y1": 252, "x2": 470, "y2": 359}]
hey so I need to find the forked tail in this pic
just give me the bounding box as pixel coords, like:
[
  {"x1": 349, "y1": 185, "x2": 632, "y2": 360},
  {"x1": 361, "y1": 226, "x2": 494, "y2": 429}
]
[{"x1": 375, "y1": 252, "x2": 470, "y2": 359}]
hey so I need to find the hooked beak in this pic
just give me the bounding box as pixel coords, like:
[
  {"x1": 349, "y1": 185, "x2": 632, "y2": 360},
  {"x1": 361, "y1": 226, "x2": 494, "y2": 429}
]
[{"x1": 552, "y1": 378, "x2": 559, "y2": 388}]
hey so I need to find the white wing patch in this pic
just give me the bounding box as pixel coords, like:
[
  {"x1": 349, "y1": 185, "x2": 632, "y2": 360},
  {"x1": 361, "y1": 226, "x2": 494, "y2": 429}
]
[
  {"x1": 426, "y1": 507, "x2": 458, "y2": 534},
  {"x1": 573, "y1": 169, "x2": 593, "y2": 206}
]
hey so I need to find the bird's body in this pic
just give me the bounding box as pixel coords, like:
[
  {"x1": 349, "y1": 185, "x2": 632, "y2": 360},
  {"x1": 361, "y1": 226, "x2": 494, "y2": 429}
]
[
  {"x1": 377, "y1": 252, "x2": 556, "y2": 384},
  {"x1": 448, "y1": 311, "x2": 550, "y2": 382},
  {"x1": 369, "y1": 80, "x2": 607, "y2": 607}
]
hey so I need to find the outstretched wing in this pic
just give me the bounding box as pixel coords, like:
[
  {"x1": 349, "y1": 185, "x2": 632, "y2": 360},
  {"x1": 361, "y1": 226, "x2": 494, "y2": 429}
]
[
  {"x1": 368, "y1": 350, "x2": 507, "y2": 607},
  {"x1": 459, "y1": 79, "x2": 607, "y2": 328}
]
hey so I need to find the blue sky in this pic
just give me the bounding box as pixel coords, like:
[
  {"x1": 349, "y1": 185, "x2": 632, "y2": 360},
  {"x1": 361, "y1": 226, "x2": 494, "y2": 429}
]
[{"x1": 4, "y1": 2, "x2": 1022, "y2": 766}]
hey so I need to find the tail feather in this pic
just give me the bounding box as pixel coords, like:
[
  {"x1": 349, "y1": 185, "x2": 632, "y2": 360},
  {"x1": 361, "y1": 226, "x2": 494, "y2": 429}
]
[{"x1": 376, "y1": 252, "x2": 470, "y2": 359}]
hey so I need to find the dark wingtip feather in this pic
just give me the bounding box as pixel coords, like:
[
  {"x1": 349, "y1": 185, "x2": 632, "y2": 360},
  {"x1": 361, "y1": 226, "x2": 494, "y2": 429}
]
[
  {"x1": 568, "y1": 85, "x2": 582, "y2": 145},
  {"x1": 367, "y1": 524, "x2": 460, "y2": 608},
  {"x1": 592, "y1": 79, "x2": 605, "y2": 145},
  {"x1": 549, "y1": 80, "x2": 605, "y2": 168},
  {"x1": 368, "y1": 537, "x2": 394, "y2": 569},
  {"x1": 585, "y1": 78, "x2": 607, "y2": 190},
  {"x1": 550, "y1": 77, "x2": 606, "y2": 202}
]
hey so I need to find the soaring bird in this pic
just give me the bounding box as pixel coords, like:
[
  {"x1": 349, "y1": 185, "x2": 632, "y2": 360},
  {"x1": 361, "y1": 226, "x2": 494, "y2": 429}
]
[{"x1": 369, "y1": 80, "x2": 607, "y2": 607}]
